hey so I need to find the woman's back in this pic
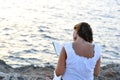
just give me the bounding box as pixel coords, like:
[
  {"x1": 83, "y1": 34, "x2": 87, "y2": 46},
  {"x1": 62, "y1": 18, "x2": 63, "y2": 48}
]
[
  {"x1": 62, "y1": 42, "x2": 101, "y2": 80},
  {"x1": 72, "y1": 38, "x2": 94, "y2": 58}
]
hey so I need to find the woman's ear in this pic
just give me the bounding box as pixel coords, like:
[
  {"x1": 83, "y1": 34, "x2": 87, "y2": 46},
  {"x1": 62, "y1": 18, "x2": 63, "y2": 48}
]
[
  {"x1": 73, "y1": 31, "x2": 77, "y2": 41},
  {"x1": 73, "y1": 37, "x2": 77, "y2": 41}
]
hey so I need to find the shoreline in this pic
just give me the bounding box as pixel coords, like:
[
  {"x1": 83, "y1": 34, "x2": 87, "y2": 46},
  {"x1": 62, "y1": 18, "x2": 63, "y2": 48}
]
[
  {"x1": 0, "y1": 60, "x2": 54, "y2": 80},
  {"x1": 0, "y1": 59, "x2": 120, "y2": 80}
]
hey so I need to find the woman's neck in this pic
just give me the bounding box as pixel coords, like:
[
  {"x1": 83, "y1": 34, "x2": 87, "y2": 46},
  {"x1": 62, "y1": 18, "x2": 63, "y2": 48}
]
[{"x1": 75, "y1": 37, "x2": 85, "y2": 43}]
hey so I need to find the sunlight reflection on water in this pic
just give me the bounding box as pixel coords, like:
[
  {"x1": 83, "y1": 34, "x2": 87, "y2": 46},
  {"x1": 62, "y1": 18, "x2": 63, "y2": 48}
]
[{"x1": 0, "y1": 0, "x2": 120, "y2": 67}]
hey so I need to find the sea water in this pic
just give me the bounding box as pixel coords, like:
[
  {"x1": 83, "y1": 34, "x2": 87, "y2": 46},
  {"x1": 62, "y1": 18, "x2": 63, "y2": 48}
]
[{"x1": 0, "y1": 0, "x2": 120, "y2": 67}]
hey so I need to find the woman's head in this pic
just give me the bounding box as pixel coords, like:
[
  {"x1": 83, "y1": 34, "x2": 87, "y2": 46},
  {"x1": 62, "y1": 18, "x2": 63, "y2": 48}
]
[{"x1": 73, "y1": 22, "x2": 93, "y2": 43}]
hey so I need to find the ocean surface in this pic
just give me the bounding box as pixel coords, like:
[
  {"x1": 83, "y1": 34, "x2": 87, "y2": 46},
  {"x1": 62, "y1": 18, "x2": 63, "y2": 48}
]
[{"x1": 0, "y1": 0, "x2": 120, "y2": 68}]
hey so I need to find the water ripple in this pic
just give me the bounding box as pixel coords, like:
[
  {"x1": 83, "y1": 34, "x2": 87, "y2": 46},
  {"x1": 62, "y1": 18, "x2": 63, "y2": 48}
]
[{"x1": 0, "y1": 0, "x2": 119, "y2": 67}]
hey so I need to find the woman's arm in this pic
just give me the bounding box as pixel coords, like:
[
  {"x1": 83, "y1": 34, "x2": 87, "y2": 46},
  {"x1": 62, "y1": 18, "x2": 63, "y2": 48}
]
[
  {"x1": 94, "y1": 58, "x2": 101, "y2": 77},
  {"x1": 55, "y1": 47, "x2": 67, "y2": 76}
]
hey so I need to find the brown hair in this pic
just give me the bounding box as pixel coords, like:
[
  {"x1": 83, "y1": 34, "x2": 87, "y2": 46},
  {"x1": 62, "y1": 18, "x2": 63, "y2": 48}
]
[{"x1": 74, "y1": 22, "x2": 93, "y2": 43}]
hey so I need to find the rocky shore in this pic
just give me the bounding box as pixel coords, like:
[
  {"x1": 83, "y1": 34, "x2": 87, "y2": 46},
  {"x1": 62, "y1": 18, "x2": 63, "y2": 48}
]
[
  {"x1": 0, "y1": 59, "x2": 120, "y2": 80},
  {"x1": 0, "y1": 60, "x2": 54, "y2": 80}
]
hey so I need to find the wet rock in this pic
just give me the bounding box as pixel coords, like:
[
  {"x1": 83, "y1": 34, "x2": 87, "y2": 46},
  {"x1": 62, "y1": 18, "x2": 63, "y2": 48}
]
[
  {"x1": 95, "y1": 63, "x2": 120, "y2": 80},
  {"x1": 0, "y1": 76, "x2": 5, "y2": 80},
  {"x1": 14, "y1": 65, "x2": 35, "y2": 73},
  {"x1": 0, "y1": 59, "x2": 120, "y2": 80},
  {"x1": 105, "y1": 68, "x2": 117, "y2": 77},
  {"x1": 0, "y1": 60, "x2": 14, "y2": 73},
  {"x1": 9, "y1": 75, "x2": 16, "y2": 80},
  {"x1": 17, "y1": 77, "x2": 26, "y2": 80}
]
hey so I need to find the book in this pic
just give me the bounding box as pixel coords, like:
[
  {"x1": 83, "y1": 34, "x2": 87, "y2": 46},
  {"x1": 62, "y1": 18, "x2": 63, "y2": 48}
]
[{"x1": 52, "y1": 41, "x2": 62, "y2": 55}]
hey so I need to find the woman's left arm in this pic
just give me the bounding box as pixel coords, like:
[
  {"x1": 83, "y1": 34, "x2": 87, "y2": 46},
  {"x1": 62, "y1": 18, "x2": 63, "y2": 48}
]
[
  {"x1": 94, "y1": 57, "x2": 101, "y2": 77},
  {"x1": 55, "y1": 47, "x2": 67, "y2": 76}
]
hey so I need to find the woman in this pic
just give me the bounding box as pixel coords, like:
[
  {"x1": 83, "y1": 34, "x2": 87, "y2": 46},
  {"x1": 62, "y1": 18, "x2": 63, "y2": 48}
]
[{"x1": 54, "y1": 22, "x2": 101, "y2": 80}]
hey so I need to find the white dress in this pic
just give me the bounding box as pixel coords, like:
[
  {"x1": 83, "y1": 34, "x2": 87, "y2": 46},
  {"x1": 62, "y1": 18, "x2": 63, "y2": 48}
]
[{"x1": 62, "y1": 42, "x2": 101, "y2": 80}]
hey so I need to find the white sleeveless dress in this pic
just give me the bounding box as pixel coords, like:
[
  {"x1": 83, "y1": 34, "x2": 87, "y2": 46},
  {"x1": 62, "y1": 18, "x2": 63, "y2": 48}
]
[{"x1": 62, "y1": 42, "x2": 101, "y2": 80}]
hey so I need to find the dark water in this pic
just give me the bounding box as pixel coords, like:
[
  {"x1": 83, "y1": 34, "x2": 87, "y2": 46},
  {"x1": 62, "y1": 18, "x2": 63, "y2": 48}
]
[{"x1": 0, "y1": 0, "x2": 120, "y2": 67}]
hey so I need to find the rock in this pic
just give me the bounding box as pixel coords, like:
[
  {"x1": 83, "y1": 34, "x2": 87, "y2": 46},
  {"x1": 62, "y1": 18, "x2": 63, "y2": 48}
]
[
  {"x1": 0, "y1": 59, "x2": 120, "y2": 80},
  {"x1": 0, "y1": 76, "x2": 5, "y2": 80},
  {"x1": 0, "y1": 60, "x2": 14, "y2": 73},
  {"x1": 0, "y1": 60, "x2": 6, "y2": 65},
  {"x1": 17, "y1": 77, "x2": 26, "y2": 80},
  {"x1": 95, "y1": 63, "x2": 120, "y2": 80},
  {"x1": 14, "y1": 65, "x2": 35, "y2": 73},
  {"x1": 0, "y1": 72, "x2": 7, "y2": 80},
  {"x1": 105, "y1": 68, "x2": 117, "y2": 77},
  {"x1": 9, "y1": 75, "x2": 16, "y2": 80}
]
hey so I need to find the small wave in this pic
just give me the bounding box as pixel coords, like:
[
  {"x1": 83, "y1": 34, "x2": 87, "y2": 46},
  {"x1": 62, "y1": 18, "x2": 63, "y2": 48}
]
[
  {"x1": 105, "y1": 50, "x2": 119, "y2": 55},
  {"x1": 8, "y1": 48, "x2": 39, "y2": 55},
  {"x1": 8, "y1": 56, "x2": 25, "y2": 61},
  {"x1": 28, "y1": 58, "x2": 40, "y2": 61},
  {"x1": 0, "y1": 45, "x2": 5, "y2": 48},
  {"x1": 8, "y1": 56, "x2": 40, "y2": 62},
  {"x1": 42, "y1": 49, "x2": 50, "y2": 54},
  {"x1": 3, "y1": 28, "x2": 12, "y2": 31},
  {"x1": 38, "y1": 29, "x2": 44, "y2": 32},
  {"x1": 20, "y1": 34, "x2": 28, "y2": 37},
  {"x1": 115, "y1": 34, "x2": 120, "y2": 37},
  {"x1": 23, "y1": 49, "x2": 39, "y2": 54},
  {"x1": 38, "y1": 26, "x2": 50, "y2": 33},
  {"x1": 19, "y1": 39, "x2": 28, "y2": 42},
  {"x1": 115, "y1": 0, "x2": 120, "y2": 5},
  {"x1": 41, "y1": 33, "x2": 57, "y2": 40},
  {"x1": 100, "y1": 14, "x2": 115, "y2": 18},
  {"x1": 107, "y1": 27, "x2": 117, "y2": 30}
]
